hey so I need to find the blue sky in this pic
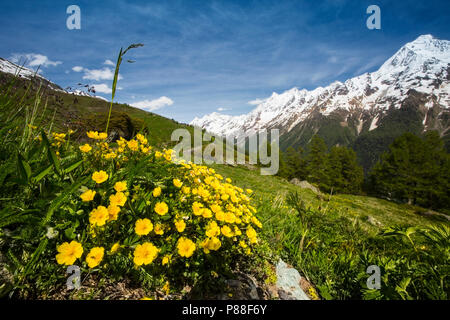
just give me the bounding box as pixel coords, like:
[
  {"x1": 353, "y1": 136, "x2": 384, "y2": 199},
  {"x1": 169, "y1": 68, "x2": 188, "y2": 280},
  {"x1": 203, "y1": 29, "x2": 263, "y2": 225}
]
[{"x1": 1, "y1": 0, "x2": 449, "y2": 123}]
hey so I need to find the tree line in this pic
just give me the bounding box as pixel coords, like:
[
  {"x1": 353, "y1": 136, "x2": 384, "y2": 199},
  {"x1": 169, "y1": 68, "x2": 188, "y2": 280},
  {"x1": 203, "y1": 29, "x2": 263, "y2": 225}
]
[{"x1": 278, "y1": 131, "x2": 450, "y2": 212}]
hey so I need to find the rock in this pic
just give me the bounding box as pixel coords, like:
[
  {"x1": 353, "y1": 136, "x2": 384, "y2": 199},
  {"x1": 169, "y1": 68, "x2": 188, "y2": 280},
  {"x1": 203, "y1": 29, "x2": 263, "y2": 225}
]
[
  {"x1": 367, "y1": 216, "x2": 382, "y2": 226},
  {"x1": 275, "y1": 259, "x2": 310, "y2": 300},
  {"x1": 290, "y1": 179, "x2": 320, "y2": 194}
]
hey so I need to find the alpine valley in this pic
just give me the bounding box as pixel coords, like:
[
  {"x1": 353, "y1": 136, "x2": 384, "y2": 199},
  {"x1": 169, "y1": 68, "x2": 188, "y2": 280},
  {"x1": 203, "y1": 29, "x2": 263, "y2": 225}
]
[{"x1": 191, "y1": 35, "x2": 450, "y2": 171}]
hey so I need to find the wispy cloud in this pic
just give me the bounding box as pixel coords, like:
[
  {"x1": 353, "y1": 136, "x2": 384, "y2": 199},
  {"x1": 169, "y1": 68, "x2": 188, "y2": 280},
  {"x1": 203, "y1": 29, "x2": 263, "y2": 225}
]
[
  {"x1": 103, "y1": 59, "x2": 115, "y2": 66},
  {"x1": 82, "y1": 67, "x2": 122, "y2": 81},
  {"x1": 92, "y1": 83, "x2": 113, "y2": 94},
  {"x1": 247, "y1": 98, "x2": 266, "y2": 106},
  {"x1": 72, "y1": 66, "x2": 83, "y2": 72},
  {"x1": 130, "y1": 96, "x2": 174, "y2": 112},
  {"x1": 10, "y1": 53, "x2": 61, "y2": 68}
]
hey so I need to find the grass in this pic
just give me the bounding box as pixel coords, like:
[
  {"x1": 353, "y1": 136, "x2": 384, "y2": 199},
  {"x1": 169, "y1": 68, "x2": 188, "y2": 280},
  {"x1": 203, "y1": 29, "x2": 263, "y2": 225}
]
[
  {"x1": 211, "y1": 163, "x2": 444, "y2": 233},
  {"x1": 0, "y1": 64, "x2": 448, "y2": 300},
  {"x1": 0, "y1": 71, "x2": 193, "y2": 148},
  {"x1": 211, "y1": 163, "x2": 449, "y2": 299}
]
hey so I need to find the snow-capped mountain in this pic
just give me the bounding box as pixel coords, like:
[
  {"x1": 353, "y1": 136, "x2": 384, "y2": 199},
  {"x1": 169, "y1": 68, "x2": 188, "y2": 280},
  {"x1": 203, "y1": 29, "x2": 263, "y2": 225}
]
[
  {"x1": 191, "y1": 35, "x2": 450, "y2": 145},
  {"x1": 0, "y1": 57, "x2": 107, "y2": 100}
]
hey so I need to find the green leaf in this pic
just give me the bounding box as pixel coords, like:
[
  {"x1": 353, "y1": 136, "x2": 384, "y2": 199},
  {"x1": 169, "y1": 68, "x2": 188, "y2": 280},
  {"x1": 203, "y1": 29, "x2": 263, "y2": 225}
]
[
  {"x1": 31, "y1": 164, "x2": 53, "y2": 183},
  {"x1": 41, "y1": 130, "x2": 61, "y2": 174},
  {"x1": 21, "y1": 238, "x2": 48, "y2": 279},
  {"x1": 63, "y1": 159, "x2": 83, "y2": 174},
  {"x1": 64, "y1": 228, "x2": 76, "y2": 240},
  {"x1": 40, "y1": 175, "x2": 90, "y2": 227},
  {"x1": 17, "y1": 153, "x2": 32, "y2": 184}
]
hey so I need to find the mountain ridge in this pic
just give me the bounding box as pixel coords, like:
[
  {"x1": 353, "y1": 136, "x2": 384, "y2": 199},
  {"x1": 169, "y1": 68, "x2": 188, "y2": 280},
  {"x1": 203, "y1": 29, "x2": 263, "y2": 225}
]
[{"x1": 191, "y1": 34, "x2": 450, "y2": 170}]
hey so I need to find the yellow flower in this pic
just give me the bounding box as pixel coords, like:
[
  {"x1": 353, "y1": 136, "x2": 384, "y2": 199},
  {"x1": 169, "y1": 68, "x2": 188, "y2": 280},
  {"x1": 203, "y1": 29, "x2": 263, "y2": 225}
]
[
  {"x1": 175, "y1": 219, "x2": 186, "y2": 233},
  {"x1": 252, "y1": 216, "x2": 262, "y2": 228},
  {"x1": 205, "y1": 221, "x2": 221, "y2": 238},
  {"x1": 89, "y1": 206, "x2": 109, "y2": 227},
  {"x1": 177, "y1": 237, "x2": 196, "y2": 258},
  {"x1": 110, "y1": 192, "x2": 127, "y2": 207},
  {"x1": 221, "y1": 225, "x2": 234, "y2": 238},
  {"x1": 114, "y1": 181, "x2": 127, "y2": 192},
  {"x1": 224, "y1": 212, "x2": 236, "y2": 224},
  {"x1": 135, "y1": 218, "x2": 153, "y2": 236},
  {"x1": 80, "y1": 189, "x2": 96, "y2": 202},
  {"x1": 182, "y1": 186, "x2": 191, "y2": 194},
  {"x1": 127, "y1": 139, "x2": 139, "y2": 151},
  {"x1": 201, "y1": 208, "x2": 213, "y2": 218},
  {"x1": 215, "y1": 210, "x2": 225, "y2": 222},
  {"x1": 79, "y1": 144, "x2": 92, "y2": 153},
  {"x1": 152, "y1": 187, "x2": 162, "y2": 197},
  {"x1": 155, "y1": 151, "x2": 162, "y2": 158},
  {"x1": 239, "y1": 240, "x2": 248, "y2": 248},
  {"x1": 86, "y1": 131, "x2": 99, "y2": 139},
  {"x1": 210, "y1": 204, "x2": 221, "y2": 214},
  {"x1": 154, "y1": 202, "x2": 169, "y2": 215},
  {"x1": 107, "y1": 205, "x2": 120, "y2": 221},
  {"x1": 246, "y1": 227, "x2": 258, "y2": 244},
  {"x1": 162, "y1": 255, "x2": 171, "y2": 265},
  {"x1": 133, "y1": 242, "x2": 159, "y2": 266},
  {"x1": 98, "y1": 132, "x2": 108, "y2": 140},
  {"x1": 162, "y1": 281, "x2": 170, "y2": 295},
  {"x1": 173, "y1": 178, "x2": 183, "y2": 188},
  {"x1": 192, "y1": 202, "x2": 203, "y2": 216},
  {"x1": 110, "y1": 242, "x2": 120, "y2": 254},
  {"x1": 92, "y1": 170, "x2": 108, "y2": 184},
  {"x1": 207, "y1": 237, "x2": 221, "y2": 251},
  {"x1": 246, "y1": 189, "x2": 253, "y2": 194},
  {"x1": 86, "y1": 247, "x2": 104, "y2": 268},
  {"x1": 154, "y1": 224, "x2": 164, "y2": 235},
  {"x1": 56, "y1": 241, "x2": 83, "y2": 265},
  {"x1": 103, "y1": 152, "x2": 117, "y2": 160}
]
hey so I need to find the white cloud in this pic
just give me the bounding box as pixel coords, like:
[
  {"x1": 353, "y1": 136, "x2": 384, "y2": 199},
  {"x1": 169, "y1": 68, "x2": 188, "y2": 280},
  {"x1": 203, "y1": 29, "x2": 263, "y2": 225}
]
[
  {"x1": 72, "y1": 66, "x2": 84, "y2": 72},
  {"x1": 91, "y1": 83, "x2": 113, "y2": 94},
  {"x1": 247, "y1": 98, "x2": 266, "y2": 105},
  {"x1": 131, "y1": 96, "x2": 174, "y2": 112},
  {"x1": 104, "y1": 59, "x2": 115, "y2": 66},
  {"x1": 82, "y1": 67, "x2": 122, "y2": 81},
  {"x1": 217, "y1": 107, "x2": 229, "y2": 111},
  {"x1": 10, "y1": 53, "x2": 62, "y2": 68}
]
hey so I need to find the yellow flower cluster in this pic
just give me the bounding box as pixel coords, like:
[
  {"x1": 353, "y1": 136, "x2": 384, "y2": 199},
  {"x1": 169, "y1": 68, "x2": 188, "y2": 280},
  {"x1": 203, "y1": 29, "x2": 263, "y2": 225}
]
[
  {"x1": 86, "y1": 131, "x2": 108, "y2": 140},
  {"x1": 55, "y1": 132, "x2": 261, "y2": 276}
]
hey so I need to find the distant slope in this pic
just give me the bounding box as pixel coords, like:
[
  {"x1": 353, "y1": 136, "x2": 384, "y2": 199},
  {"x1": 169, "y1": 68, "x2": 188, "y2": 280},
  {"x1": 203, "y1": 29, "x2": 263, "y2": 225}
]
[{"x1": 0, "y1": 61, "x2": 192, "y2": 148}]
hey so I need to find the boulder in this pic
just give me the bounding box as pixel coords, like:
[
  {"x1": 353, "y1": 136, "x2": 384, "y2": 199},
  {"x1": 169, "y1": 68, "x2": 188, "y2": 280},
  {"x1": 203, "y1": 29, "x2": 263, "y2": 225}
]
[
  {"x1": 275, "y1": 259, "x2": 310, "y2": 300},
  {"x1": 290, "y1": 179, "x2": 320, "y2": 194}
]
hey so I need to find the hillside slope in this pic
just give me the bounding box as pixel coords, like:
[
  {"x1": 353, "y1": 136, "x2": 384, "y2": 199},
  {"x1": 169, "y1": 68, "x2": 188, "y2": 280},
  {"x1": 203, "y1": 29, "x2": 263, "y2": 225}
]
[{"x1": 0, "y1": 60, "x2": 192, "y2": 147}]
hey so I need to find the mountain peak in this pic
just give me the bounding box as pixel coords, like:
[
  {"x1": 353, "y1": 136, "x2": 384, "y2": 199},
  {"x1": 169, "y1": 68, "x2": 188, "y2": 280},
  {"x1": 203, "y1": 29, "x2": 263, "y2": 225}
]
[{"x1": 191, "y1": 35, "x2": 450, "y2": 139}]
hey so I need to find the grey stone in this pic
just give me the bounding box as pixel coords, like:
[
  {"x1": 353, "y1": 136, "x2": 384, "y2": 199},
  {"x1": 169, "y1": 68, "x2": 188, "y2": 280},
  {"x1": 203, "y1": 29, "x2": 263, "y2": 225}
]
[
  {"x1": 276, "y1": 259, "x2": 310, "y2": 300},
  {"x1": 290, "y1": 179, "x2": 320, "y2": 194}
]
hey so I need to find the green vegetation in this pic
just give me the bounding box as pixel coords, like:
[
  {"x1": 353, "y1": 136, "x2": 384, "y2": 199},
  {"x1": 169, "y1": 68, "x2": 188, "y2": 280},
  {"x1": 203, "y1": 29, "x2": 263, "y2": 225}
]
[
  {"x1": 370, "y1": 131, "x2": 450, "y2": 213},
  {"x1": 0, "y1": 71, "x2": 192, "y2": 149},
  {"x1": 212, "y1": 163, "x2": 449, "y2": 299},
  {"x1": 0, "y1": 54, "x2": 448, "y2": 301},
  {"x1": 0, "y1": 66, "x2": 270, "y2": 300},
  {"x1": 279, "y1": 135, "x2": 364, "y2": 194}
]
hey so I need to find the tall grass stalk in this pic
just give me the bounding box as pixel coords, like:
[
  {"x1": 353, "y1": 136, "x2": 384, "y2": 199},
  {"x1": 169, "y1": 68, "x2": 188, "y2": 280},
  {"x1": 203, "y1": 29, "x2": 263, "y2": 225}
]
[{"x1": 105, "y1": 43, "x2": 144, "y2": 134}]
